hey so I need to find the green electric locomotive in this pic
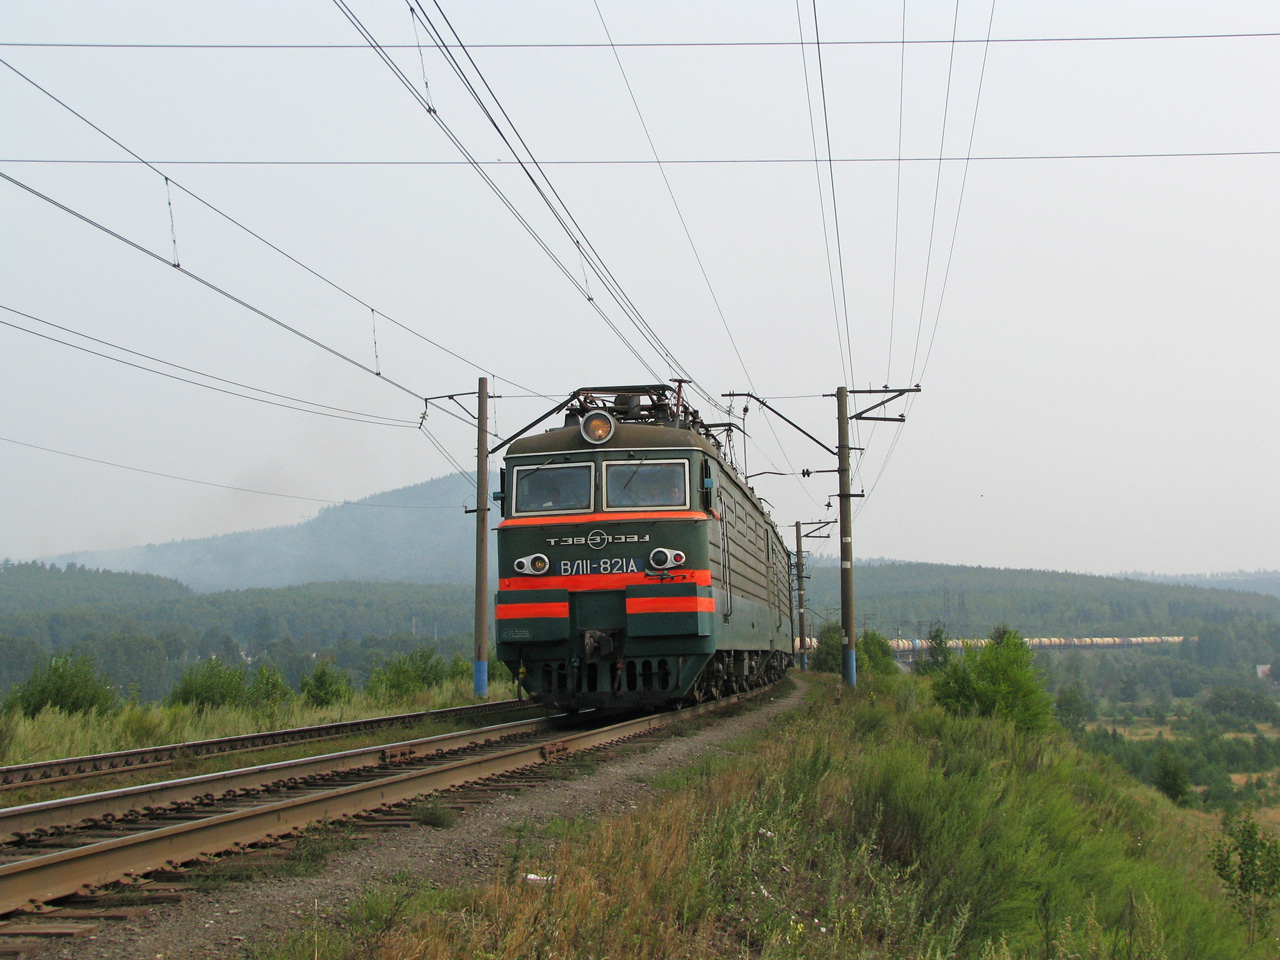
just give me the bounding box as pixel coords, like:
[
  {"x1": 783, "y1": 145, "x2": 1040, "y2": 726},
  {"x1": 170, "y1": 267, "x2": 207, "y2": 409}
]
[{"x1": 494, "y1": 385, "x2": 792, "y2": 710}]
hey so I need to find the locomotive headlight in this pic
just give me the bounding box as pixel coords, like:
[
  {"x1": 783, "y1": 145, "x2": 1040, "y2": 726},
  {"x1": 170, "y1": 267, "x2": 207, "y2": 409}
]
[
  {"x1": 514, "y1": 553, "x2": 550, "y2": 575},
  {"x1": 649, "y1": 547, "x2": 686, "y2": 570},
  {"x1": 580, "y1": 410, "x2": 616, "y2": 444}
]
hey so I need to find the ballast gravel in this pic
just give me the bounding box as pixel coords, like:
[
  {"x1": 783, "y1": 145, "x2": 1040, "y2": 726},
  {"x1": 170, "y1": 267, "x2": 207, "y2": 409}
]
[{"x1": 47, "y1": 680, "x2": 807, "y2": 960}]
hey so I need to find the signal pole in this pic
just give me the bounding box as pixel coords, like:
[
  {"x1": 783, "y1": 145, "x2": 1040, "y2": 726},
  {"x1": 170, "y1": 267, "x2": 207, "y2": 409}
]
[
  {"x1": 836, "y1": 386, "x2": 856, "y2": 687},
  {"x1": 794, "y1": 521, "x2": 807, "y2": 670},
  {"x1": 473, "y1": 376, "x2": 489, "y2": 697}
]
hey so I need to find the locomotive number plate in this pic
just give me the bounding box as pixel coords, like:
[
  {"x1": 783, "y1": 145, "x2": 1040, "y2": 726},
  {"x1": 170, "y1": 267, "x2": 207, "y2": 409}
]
[{"x1": 557, "y1": 557, "x2": 644, "y2": 576}]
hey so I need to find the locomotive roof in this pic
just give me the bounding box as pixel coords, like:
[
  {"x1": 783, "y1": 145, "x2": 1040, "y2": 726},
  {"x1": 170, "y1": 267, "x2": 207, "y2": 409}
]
[{"x1": 506, "y1": 419, "x2": 720, "y2": 458}]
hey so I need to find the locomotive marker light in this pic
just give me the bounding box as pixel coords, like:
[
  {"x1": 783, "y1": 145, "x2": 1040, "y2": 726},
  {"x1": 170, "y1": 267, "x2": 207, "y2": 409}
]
[
  {"x1": 580, "y1": 410, "x2": 616, "y2": 444},
  {"x1": 513, "y1": 553, "x2": 550, "y2": 575},
  {"x1": 648, "y1": 547, "x2": 686, "y2": 570}
]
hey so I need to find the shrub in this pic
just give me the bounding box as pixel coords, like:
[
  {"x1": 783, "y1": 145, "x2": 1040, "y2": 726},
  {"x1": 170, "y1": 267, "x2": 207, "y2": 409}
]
[
  {"x1": 5, "y1": 655, "x2": 118, "y2": 717},
  {"x1": 246, "y1": 663, "x2": 294, "y2": 707},
  {"x1": 810, "y1": 623, "x2": 843, "y2": 674},
  {"x1": 931, "y1": 623, "x2": 1053, "y2": 732},
  {"x1": 857, "y1": 628, "x2": 899, "y2": 677},
  {"x1": 366, "y1": 648, "x2": 448, "y2": 704},
  {"x1": 300, "y1": 659, "x2": 352, "y2": 707},
  {"x1": 167, "y1": 657, "x2": 248, "y2": 709}
]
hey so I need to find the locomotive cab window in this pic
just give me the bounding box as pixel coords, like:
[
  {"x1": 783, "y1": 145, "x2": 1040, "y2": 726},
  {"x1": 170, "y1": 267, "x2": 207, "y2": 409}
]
[
  {"x1": 604, "y1": 460, "x2": 688, "y2": 510},
  {"x1": 512, "y1": 463, "x2": 593, "y2": 515}
]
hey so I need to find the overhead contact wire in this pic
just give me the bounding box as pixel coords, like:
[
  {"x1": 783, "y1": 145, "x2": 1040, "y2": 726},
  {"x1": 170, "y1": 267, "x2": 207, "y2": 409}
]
[
  {"x1": 331, "y1": 0, "x2": 665, "y2": 387},
  {"x1": 0, "y1": 171, "x2": 488, "y2": 438},
  {"x1": 412, "y1": 0, "x2": 727, "y2": 414},
  {"x1": 856, "y1": 0, "x2": 998, "y2": 521},
  {"x1": 0, "y1": 304, "x2": 417, "y2": 427},
  {"x1": 0, "y1": 56, "x2": 541, "y2": 399},
  {"x1": 908, "y1": 0, "x2": 962, "y2": 384},
  {"x1": 810, "y1": 0, "x2": 856, "y2": 391},
  {"x1": 0, "y1": 435, "x2": 457, "y2": 509},
  {"x1": 793, "y1": 0, "x2": 848, "y2": 388}
]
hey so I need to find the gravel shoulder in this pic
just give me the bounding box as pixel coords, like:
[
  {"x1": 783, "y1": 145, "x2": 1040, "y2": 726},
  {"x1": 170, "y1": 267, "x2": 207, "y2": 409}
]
[{"x1": 49, "y1": 678, "x2": 809, "y2": 960}]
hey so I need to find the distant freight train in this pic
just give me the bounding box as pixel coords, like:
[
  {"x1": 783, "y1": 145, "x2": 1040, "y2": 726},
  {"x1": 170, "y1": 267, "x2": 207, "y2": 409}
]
[
  {"x1": 493, "y1": 385, "x2": 793, "y2": 710},
  {"x1": 888, "y1": 635, "x2": 1190, "y2": 659}
]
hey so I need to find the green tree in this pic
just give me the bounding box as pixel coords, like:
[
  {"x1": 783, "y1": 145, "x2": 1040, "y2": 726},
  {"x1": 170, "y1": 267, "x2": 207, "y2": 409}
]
[
  {"x1": 1054, "y1": 683, "x2": 1095, "y2": 732},
  {"x1": 931, "y1": 624, "x2": 1053, "y2": 733},
  {"x1": 4, "y1": 655, "x2": 118, "y2": 717},
  {"x1": 300, "y1": 658, "x2": 352, "y2": 707},
  {"x1": 915, "y1": 623, "x2": 951, "y2": 675},
  {"x1": 856, "y1": 628, "x2": 898, "y2": 677},
  {"x1": 246, "y1": 663, "x2": 293, "y2": 707},
  {"x1": 1152, "y1": 748, "x2": 1190, "y2": 803},
  {"x1": 1212, "y1": 813, "x2": 1280, "y2": 946}
]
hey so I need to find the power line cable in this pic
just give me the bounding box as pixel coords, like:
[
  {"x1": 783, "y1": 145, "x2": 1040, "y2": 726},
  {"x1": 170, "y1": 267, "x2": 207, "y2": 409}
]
[
  {"x1": 793, "y1": 0, "x2": 848, "y2": 387},
  {"x1": 590, "y1": 1, "x2": 820, "y2": 507},
  {"x1": 7, "y1": 31, "x2": 1280, "y2": 48},
  {"x1": 591, "y1": 0, "x2": 755, "y2": 393},
  {"x1": 0, "y1": 169, "x2": 490, "y2": 439},
  {"x1": 908, "y1": 0, "x2": 962, "y2": 384},
  {"x1": 886, "y1": 0, "x2": 908, "y2": 382},
  {"x1": 917, "y1": 0, "x2": 998, "y2": 386},
  {"x1": 330, "y1": 0, "x2": 668, "y2": 389},
  {"x1": 406, "y1": 0, "x2": 729, "y2": 416},
  {"x1": 0, "y1": 168, "x2": 468, "y2": 417},
  {"x1": 407, "y1": 0, "x2": 686, "y2": 390},
  {"x1": 0, "y1": 434, "x2": 462, "y2": 508},
  {"x1": 8, "y1": 148, "x2": 1280, "y2": 165},
  {"x1": 809, "y1": 0, "x2": 857, "y2": 390},
  {"x1": 855, "y1": 0, "x2": 998, "y2": 522},
  {"x1": 0, "y1": 56, "x2": 542, "y2": 400},
  {"x1": 0, "y1": 303, "x2": 418, "y2": 427}
]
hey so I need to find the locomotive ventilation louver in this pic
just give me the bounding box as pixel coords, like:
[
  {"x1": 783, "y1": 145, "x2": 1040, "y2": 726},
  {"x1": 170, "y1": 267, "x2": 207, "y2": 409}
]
[
  {"x1": 513, "y1": 553, "x2": 550, "y2": 575},
  {"x1": 648, "y1": 547, "x2": 686, "y2": 570},
  {"x1": 580, "y1": 410, "x2": 616, "y2": 444}
]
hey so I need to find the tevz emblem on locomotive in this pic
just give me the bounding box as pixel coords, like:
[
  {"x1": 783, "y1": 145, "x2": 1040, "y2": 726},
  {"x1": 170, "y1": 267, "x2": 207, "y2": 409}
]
[{"x1": 544, "y1": 531, "x2": 650, "y2": 549}]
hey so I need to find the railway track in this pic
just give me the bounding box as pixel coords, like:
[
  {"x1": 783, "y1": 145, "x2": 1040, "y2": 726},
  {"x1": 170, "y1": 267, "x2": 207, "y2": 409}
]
[
  {"x1": 0, "y1": 685, "x2": 768, "y2": 922},
  {"x1": 0, "y1": 697, "x2": 527, "y2": 793}
]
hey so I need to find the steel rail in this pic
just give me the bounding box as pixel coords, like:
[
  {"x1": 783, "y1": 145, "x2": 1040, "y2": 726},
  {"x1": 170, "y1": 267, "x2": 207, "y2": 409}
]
[
  {"x1": 0, "y1": 716, "x2": 561, "y2": 841},
  {"x1": 0, "y1": 698, "x2": 526, "y2": 791},
  {"x1": 0, "y1": 687, "x2": 767, "y2": 915}
]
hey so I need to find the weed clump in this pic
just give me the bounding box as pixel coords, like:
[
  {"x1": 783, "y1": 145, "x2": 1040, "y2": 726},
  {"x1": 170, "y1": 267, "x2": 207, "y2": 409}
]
[{"x1": 411, "y1": 799, "x2": 456, "y2": 829}]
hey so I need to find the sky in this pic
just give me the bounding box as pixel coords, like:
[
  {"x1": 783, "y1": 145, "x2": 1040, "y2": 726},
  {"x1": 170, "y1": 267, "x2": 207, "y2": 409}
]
[{"x1": 1, "y1": 1, "x2": 1278, "y2": 576}]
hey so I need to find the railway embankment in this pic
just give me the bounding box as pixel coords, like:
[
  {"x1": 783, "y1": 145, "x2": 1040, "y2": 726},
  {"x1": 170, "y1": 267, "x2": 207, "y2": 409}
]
[{"x1": 183, "y1": 671, "x2": 1242, "y2": 960}]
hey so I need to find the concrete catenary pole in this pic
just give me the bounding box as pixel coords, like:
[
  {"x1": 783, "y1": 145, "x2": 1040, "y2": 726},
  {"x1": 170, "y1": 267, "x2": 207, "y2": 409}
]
[
  {"x1": 794, "y1": 520, "x2": 808, "y2": 671},
  {"x1": 837, "y1": 385, "x2": 856, "y2": 687},
  {"x1": 473, "y1": 377, "x2": 490, "y2": 697}
]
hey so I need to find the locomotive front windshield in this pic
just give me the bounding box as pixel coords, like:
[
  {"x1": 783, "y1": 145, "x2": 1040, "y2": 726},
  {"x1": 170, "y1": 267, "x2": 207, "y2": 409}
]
[
  {"x1": 604, "y1": 460, "x2": 688, "y2": 509},
  {"x1": 513, "y1": 463, "x2": 593, "y2": 514}
]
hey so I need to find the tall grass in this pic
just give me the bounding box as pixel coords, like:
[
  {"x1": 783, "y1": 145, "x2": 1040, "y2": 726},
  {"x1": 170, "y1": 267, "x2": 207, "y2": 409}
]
[
  {"x1": 0, "y1": 675, "x2": 516, "y2": 765},
  {"x1": 360, "y1": 674, "x2": 1241, "y2": 960}
]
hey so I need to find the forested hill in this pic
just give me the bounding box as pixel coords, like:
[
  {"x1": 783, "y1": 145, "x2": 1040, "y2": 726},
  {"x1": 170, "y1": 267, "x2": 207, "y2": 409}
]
[
  {"x1": 801, "y1": 561, "x2": 1280, "y2": 667},
  {"x1": 0, "y1": 560, "x2": 193, "y2": 610},
  {"x1": 50, "y1": 472, "x2": 486, "y2": 592},
  {"x1": 1125, "y1": 570, "x2": 1280, "y2": 600}
]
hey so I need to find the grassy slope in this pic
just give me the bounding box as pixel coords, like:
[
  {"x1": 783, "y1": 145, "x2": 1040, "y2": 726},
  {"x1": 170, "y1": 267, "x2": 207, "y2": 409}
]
[{"x1": 257, "y1": 675, "x2": 1244, "y2": 960}]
